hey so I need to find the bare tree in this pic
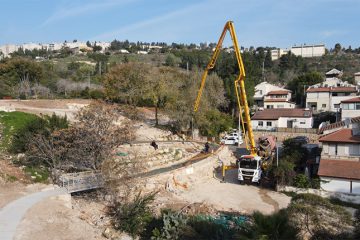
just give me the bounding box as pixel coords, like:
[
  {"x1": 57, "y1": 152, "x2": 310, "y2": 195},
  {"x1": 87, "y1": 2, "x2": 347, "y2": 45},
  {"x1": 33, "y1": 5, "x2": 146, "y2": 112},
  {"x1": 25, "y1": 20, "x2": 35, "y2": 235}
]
[{"x1": 26, "y1": 102, "x2": 135, "y2": 178}]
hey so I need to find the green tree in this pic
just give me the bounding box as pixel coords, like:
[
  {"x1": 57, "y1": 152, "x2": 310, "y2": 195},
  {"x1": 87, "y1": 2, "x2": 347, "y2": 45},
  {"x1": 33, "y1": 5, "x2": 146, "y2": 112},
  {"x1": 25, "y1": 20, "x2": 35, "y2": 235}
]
[
  {"x1": 334, "y1": 43, "x2": 342, "y2": 53},
  {"x1": 264, "y1": 49, "x2": 273, "y2": 68},
  {"x1": 0, "y1": 57, "x2": 43, "y2": 98},
  {"x1": 287, "y1": 71, "x2": 323, "y2": 106}
]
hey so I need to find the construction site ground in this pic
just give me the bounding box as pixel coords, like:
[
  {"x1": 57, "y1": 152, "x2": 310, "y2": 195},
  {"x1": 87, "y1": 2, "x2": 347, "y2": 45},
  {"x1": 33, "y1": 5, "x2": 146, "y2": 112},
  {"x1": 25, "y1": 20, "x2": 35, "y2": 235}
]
[{"x1": 0, "y1": 99, "x2": 291, "y2": 239}]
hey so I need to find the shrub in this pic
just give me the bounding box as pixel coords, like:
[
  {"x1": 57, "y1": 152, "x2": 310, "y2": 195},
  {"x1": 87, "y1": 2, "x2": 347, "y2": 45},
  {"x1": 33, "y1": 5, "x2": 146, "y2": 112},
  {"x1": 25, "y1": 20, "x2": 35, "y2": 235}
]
[
  {"x1": 89, "y1": 89, "x2": 105, "y2": 99},
  {"x1": 10, "y1": 117, "x2": 48, "y2": 153},
  {"x1": 152, "y1": 211, "x2": 188, "y2": 240},
  {"x1": 269, "y1": 158, "x2": 296, "y2": 186},
  {"x1": 293, "y1": 174, "x2": 311, "y2": 188},
  {"x1": 109, "y1": 192, "x2": 156, "y2": 237},
  {"x1": 288, "y1": 193, "x2": 352, "y2": 238}
]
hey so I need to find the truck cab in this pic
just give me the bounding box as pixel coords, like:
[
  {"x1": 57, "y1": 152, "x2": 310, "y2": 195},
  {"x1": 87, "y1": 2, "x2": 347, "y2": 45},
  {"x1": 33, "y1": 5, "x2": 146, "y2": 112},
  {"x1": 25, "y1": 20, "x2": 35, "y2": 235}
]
[{"x1": 237, "y1": 155, "x2": 262, "y2": 184}]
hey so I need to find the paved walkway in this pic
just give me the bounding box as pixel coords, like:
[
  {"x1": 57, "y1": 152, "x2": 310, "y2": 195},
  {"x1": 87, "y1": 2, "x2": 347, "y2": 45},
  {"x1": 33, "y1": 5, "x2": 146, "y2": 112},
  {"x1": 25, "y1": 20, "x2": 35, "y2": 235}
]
[{"x1": 0, "y1": 187, "x2": 67, "y2": 240}]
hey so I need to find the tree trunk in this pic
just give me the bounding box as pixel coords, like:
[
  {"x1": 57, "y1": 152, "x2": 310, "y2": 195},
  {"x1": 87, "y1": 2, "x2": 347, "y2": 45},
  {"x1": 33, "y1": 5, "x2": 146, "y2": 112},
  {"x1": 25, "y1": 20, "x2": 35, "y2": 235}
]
[{"x1": 155, "y1": 103, "x2": 158, "y2": 126}]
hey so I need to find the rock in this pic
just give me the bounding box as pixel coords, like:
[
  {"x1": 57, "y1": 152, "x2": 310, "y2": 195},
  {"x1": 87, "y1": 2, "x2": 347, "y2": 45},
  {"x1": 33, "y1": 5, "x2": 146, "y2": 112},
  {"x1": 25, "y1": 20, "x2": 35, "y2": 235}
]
[{"x1": 103, "y1": 228, "x2": 113, "y2": 239}]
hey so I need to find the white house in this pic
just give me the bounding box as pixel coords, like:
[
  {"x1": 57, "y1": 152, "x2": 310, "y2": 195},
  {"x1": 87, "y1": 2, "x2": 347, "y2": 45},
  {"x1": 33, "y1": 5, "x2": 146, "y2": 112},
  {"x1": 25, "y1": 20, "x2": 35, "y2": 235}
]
[
  {"x1": 355, "y1": 72, "x2": 360, "y2": 85},
  {"x1": 341, "y1": 97, "x2": 360, "y2": 120},
  {"x1": 306, "y1": 86, "x2": 357, "y2": 112},
  {"x1": 318, "y1": 126, "x2": 360, "y2": 194},
  {"x1": 263, "y1": 90, "x2": 295, "y2": 109},
  {"x1": 251, "y1": 108, "x2": 313, "y2": 131},
  {"x1": 254, "y1": 82, "x2": 291, "y2": 108}
]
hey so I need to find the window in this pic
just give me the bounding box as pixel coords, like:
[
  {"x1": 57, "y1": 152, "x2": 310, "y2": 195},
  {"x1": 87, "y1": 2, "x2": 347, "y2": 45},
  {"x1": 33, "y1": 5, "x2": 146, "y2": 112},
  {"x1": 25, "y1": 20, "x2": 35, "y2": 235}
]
[
  {"x1": 343, "y1": 103, "x2": 349, "y2": 110},
  {"x1": 334, "y1": 104, "x2": 340, "y2": 109},
  {"x1": 356, "y1": 103, "x2": 360, "y2": 110},
  {"x1": 277, "y1": 105, "x2": 284, "y2": 108},
  {"x1": 266, "y1": 121, "x2": 272, "y2": 127},
  {"x1": 322, "y1": 104, "x2": 326, "y2": 108},
  {"x1": 258, "y1": 121, "x2": 263, "y2": 126},
  {"x1": 349, "y1": 103, "x2": 355, "y2": 110},
  {"x1": 267, "y1": 105, "x2": 274, "y2": 109},
  {"x1": 300, "y1": 121, "x2": 306, "y2": 124}
]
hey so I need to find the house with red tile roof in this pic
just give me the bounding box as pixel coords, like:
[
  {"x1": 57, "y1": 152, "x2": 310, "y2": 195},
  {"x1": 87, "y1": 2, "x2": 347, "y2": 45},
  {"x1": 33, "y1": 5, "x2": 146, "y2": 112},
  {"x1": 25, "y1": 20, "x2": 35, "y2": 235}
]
[
  {"x1": 263, "y1": 90, "x2": 296, "y2": 109},
  {"x1": 251, "y1": 108, "x2": 312, "y2": 131},
  {"x1": 253, "y1": 82, "x2": 292, "y2": 109},
  {"x1": 318, "y1": 127, "x2": 360, "y2": 194}
]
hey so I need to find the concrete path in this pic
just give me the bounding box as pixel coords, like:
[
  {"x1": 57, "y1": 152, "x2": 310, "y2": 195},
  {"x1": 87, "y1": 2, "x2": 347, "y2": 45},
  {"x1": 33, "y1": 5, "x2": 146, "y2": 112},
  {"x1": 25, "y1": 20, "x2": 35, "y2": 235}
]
[{"x1": 0, "y1": 187, "x2": 67, "y2": 240}]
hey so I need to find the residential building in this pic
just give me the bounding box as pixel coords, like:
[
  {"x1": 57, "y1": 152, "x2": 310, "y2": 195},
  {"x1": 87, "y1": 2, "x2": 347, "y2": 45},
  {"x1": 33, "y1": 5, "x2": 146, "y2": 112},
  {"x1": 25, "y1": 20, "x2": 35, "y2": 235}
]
[
  {"x1": 0, "y1": 44, "x2": 18, "y2": 57},
  {"x1": 251, "y1": 108, "x2": 313, "y2": 131},
  {"x1": 270, "y1": 48, "x2": 289, "y2": 61},
  {"x1": 318, "y1": 124, "x2": 360, "y2": 194},
  {"x1": 306, "y1": 86, "x2": 357, "y2": 112},
  {"x1": 253, "y1": 82, "x2": 291, "y2": 108},
  {"x1": 341, "y1": 97, "x2": 360, "y2": 120},
  {"x1": 355, "y1": 72, "x2": 360, "y2": 85},
  {"x1": 290, "y1": 44, "x2": 326, "y2": 58},
  {"x1": 263, "y1": 90, "x2": 295, "y2": 109}
]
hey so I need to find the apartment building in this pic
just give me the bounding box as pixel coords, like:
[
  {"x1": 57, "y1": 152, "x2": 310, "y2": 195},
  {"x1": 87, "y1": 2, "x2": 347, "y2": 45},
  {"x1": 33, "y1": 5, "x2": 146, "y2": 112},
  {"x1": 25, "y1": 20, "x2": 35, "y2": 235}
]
[{"x1": 290, "y1": 44, "x2": 326, "y2": 58}]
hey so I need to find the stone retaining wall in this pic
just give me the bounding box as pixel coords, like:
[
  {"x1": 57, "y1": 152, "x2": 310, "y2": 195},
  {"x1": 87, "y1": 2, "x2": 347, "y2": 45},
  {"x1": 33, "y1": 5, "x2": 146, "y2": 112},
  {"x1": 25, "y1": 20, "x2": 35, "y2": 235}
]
[{"x1": 142, "y1": 146, "x2": 235, "y2": 193}]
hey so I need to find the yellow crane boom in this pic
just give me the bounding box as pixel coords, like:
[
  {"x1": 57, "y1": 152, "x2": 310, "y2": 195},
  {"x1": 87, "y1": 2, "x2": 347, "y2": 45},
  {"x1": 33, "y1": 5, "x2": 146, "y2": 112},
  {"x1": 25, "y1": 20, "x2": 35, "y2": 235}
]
[{"x1": 193, "y1": 21, "x2": 257, "y2": 155}]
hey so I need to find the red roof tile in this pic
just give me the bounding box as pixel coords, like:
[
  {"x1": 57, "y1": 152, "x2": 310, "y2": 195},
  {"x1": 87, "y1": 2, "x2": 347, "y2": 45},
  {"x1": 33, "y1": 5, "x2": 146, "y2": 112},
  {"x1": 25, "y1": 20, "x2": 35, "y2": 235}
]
[
  {"x1": 264, "y1": 99, "x2": 287, "y2": 102},
  {"x1": 318, "y1": 159, "x2": 360, "y2": 180},
  {"x1": 306, "y1": 87, "x2": 331, "y2": 92},
  {"x1": 341, "y1": 97, "x2": 360, "y2": 103},
  {"x1": 306, "y1": 87, "x2": 357, "y2": 93},
  {"x1": 331, "y1": 87, "x2": 357, "y2": 92},
  {"x1": 319, "y1": 129, "x2": 360, "y2": 143},
  {"x1": 267, "y1": 90, "x2": 290, "y2": 95},
  {"x1": 251, "y1": 108, "x2": 312, "y2": 120}
]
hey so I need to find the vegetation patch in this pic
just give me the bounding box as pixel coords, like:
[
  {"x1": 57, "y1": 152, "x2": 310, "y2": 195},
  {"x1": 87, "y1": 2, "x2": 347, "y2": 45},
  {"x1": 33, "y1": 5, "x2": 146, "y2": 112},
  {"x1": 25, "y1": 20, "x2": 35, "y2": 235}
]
[{"x1": 0, "y1": 111, "x2": 40, "y2": 150}]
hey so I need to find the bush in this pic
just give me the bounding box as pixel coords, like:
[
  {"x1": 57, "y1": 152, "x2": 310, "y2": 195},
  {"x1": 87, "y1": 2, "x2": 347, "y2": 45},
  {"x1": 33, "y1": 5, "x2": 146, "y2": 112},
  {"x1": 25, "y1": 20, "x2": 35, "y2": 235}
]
[
  {"x1": 288, "y1": 193, "x2": 352, "y2": 238},
  {"x1": 109, "y1": 192, "x2": 156, "y2": 237},
  {"x1": 269, "y1": 158, "x2": 296, "y2": 186},
  {"x1": 293, "y1": 174, "x2": 311, "y2": 188},
  {"x1": 89, "y1": 89, "x2": 105, "y2": 99},
  {"x1": 10, "y1": 117, "x2": 48, "y2": 153},
  {"x1": 10, "y1": 113, "x2": 68, "y2": 154}
]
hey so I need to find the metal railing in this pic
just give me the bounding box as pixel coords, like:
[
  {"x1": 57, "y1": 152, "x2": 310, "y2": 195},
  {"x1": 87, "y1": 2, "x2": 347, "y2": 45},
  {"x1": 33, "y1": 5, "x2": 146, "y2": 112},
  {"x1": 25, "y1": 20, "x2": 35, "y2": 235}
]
[{"x1": 59, "y1": 171, "x2": 104, "y2": 193}]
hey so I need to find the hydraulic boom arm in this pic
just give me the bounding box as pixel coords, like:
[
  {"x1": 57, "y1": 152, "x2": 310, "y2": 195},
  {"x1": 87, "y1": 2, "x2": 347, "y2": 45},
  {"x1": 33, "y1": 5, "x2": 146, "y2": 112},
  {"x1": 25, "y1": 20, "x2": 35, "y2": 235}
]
[{"x1": 193, "y1": 21, "x2": 257, "y2": 155}]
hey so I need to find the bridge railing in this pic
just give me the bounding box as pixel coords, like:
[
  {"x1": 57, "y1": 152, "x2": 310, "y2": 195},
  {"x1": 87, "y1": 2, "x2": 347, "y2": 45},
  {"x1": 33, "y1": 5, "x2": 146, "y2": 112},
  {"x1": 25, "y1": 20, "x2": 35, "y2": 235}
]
[{"x1": 59, "y1": 171, "x2": 104, "y2": 193}]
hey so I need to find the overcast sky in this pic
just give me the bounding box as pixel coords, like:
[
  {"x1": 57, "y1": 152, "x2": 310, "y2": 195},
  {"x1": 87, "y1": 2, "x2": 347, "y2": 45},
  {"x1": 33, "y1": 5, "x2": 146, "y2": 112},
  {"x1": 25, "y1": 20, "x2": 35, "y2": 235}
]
[{"x1": 0, "y1": 0, "x2": 359, "y2": 49}]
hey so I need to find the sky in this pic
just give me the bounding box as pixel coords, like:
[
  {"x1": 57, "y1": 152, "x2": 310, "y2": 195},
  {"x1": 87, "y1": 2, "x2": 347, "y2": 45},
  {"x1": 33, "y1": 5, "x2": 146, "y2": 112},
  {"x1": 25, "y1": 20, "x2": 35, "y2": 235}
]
[{"x1": 0, "y1": 0, "x2": 359, "y2": 49}]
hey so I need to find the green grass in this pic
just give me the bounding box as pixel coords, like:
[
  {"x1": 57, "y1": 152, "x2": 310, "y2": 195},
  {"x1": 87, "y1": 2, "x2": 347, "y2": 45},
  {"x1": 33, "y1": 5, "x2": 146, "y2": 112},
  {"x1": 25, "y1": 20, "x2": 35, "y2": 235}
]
[
  {"x1": 0, "y1": 111, "x2": 40, "y2": 150},
  {"x1": 24, "y1": 166, "x2": 49, "y2": 183}
]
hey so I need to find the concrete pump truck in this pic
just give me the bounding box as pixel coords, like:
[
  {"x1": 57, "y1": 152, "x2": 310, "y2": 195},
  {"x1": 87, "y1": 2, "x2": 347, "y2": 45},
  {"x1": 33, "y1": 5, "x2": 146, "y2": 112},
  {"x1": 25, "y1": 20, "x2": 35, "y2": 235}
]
[{"x1": 193, "y1": 21, "x2": 276, "y2": 184}]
